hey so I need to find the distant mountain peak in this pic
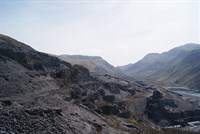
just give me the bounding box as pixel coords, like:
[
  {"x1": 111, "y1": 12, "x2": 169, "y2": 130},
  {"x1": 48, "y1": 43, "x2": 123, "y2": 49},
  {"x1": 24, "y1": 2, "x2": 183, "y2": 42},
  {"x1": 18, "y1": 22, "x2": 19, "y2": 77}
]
[
  {"x1": 119, "y1": 43, "x2": 200, "y2": 89},
  {"x1": 142, "y1": 53, "x2": 160, "y2": 60},
  {"x1": 174, "y1": 43, "x2": 200, "y2": 51}
]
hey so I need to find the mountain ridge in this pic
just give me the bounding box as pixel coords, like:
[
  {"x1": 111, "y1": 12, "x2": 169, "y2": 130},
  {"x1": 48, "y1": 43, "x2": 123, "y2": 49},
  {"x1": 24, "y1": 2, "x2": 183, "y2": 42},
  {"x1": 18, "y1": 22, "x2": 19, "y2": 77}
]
[
  {"x1": 118, "y1": 43, "x2": 200, "y2": 89},
  {"x1": 58, "y1": 54, "x2": 125, "y2": 78}
]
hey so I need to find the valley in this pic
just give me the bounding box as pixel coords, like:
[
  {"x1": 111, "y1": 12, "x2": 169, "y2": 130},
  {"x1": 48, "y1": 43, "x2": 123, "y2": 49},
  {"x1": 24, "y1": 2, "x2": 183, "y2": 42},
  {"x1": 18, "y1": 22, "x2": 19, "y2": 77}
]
[
  {"x1": 1, "y1": 0, "x2": 199, "y2": 133},
  {"x1": 0, "y1": 34, "x2": 200, "y2": 134}
]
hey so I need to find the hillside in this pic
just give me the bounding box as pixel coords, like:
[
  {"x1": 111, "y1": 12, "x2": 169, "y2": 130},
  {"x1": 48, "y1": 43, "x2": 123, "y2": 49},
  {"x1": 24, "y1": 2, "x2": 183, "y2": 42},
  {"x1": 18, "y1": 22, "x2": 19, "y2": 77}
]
[
  {"x1": 119, "y1": 43, "x2": 200, "y2": 89},
  {"x1": 0, "y1": 34, "x2": 131, "y2": 133},
  {"x1": 1, "y1": 35, "x2": 200, "y2": 133},
  {"x1": 58, "y1": 54, "x2": 124, "y2": 77}
]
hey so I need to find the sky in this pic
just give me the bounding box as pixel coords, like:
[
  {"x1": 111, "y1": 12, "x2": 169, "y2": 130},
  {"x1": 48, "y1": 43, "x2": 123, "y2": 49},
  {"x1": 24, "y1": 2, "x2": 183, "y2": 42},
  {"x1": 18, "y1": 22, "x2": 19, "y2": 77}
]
[{"x1": 0, "y1": 0, "x2": 199, "y2": 66}]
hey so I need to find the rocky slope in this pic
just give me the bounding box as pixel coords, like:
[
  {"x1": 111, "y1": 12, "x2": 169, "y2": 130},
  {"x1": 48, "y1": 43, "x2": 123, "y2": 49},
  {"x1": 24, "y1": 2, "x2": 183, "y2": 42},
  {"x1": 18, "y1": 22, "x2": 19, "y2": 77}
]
[
  {"x1": 0, "y1": 34, "x2": 129, "y2": 134},
  {"x1": 1, "y1": 35, "x2": 200, "y2": 134},
  {"x1": 145, "y1": 90, "x2": 200, "y2": 126},
  {"x1": 118, "y1": 43, "x2": 200, "y2": 89}
]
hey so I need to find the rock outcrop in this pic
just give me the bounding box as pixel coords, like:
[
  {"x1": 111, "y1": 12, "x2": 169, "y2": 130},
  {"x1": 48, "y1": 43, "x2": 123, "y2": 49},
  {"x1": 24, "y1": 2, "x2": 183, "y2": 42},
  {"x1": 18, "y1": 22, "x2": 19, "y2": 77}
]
[{"x1": 145, "y1": 91, "x2": 200, "y2": 126}]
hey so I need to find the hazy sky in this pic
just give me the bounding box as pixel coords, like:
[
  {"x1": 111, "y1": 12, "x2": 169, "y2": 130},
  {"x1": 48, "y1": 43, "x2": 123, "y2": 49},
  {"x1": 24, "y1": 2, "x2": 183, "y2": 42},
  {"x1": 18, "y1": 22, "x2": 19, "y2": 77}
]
[{"x1": 1, "y1": 0, "x2": 199, "y2": 66}]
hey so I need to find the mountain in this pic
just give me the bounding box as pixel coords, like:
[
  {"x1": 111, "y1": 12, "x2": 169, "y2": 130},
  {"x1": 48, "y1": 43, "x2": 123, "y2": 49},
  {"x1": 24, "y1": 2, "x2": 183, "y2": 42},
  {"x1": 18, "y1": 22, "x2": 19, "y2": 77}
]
[
  {"x1": 1, "y1": 35, "x2": 200, "y2": 133},
  {"x1": 0, "y1": 34, "x2": 131, "y2": 133},
  {"x1": 58, "y1": 54, "x2": 125, "y2": 77},
  {"x1": 119, "y1": 43, "x2": 200, "y2": 89},
  {"x1": 0, "y1": 34, "x2": 147, "y2": 133}
]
